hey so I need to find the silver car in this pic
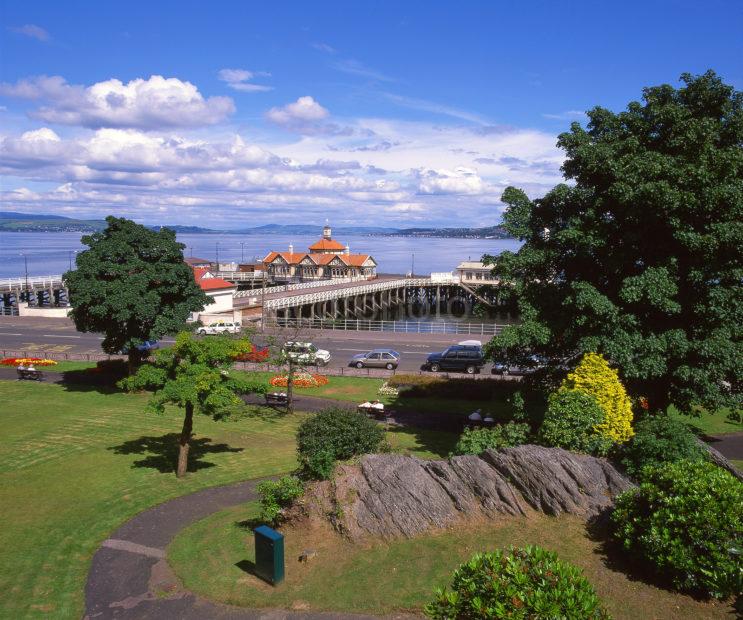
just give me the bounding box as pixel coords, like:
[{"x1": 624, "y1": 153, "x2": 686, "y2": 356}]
[{"x1": 350, "y1": 349, "x2": 400, "y2": 370}]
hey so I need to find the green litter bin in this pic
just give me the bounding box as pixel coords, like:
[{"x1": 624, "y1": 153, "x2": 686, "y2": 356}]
[{"x1": 254, "y1": 525, "x2": 284, "y2": 585}]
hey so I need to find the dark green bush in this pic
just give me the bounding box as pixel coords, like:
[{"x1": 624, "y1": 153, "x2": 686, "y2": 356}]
[
  {"x1": 453, "y1": 422, "x2": 530, "y2": 456},
  {"x1": 297, "y1": 407, "x2": 385, "y2": 479},
  {"x1": 610, "y1": 460, "x2": 743, "y2": 599},
  {"x1": 619, "y1": 414, "x2": 706, "y2": 478},
  {"x1": 539, "y1": 390, "x2": 613, "y2": 456},
  {"x1": 257, "y1": 476, "x2": 304, "y2": 525},
  {"x1": 425, "y1": 545, "x2": 610, "y2": 619}
]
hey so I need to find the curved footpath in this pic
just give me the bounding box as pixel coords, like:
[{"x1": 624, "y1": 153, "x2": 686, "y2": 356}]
[{"x1": 84, "y1": 479, "x2": 410, "y2": 619}]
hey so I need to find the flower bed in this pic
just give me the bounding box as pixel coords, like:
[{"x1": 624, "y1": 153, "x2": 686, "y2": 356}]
[
  {"x1": 269, "y1": 372, "x2": 328, "y2": 388},
  {"x1": 1, "y1": 357, "x2": 58, "y2": 367}
]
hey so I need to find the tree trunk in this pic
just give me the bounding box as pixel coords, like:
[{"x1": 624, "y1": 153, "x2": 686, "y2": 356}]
[
  {"x1": 127, "y1": 349, "x2": 141, "y2": 376},
  {"x1": 286, "y1": 359, "x2": 295, "y2": 415},
  {"x1": 177, "y1": 402, "x2": 194, "y2": 478},
  {"x1": 645, "y1": 376, "x2": 672, "y2": 414}
]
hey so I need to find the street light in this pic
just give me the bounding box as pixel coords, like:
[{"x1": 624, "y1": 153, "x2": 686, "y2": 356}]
[
  {"x1": 68, "y1": 250, "x2": 79, "y2": 271},
  {"x1": 215, "y1": 242, "x2": 220, "y2": 266},
  {"x1": 240, "y1": 241, "x2": 245, "y2": 263}
]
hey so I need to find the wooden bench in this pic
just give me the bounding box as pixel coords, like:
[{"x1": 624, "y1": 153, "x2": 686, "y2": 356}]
[
  {"x1": 358, "y1": 403, "x2": 386, "y2": 418},
  {"x1": 17, "y1": 369, "x2": 43, "y2": 381},
  {"x1": 265, "y1": 392, "x2": 289, "y2": 408}
]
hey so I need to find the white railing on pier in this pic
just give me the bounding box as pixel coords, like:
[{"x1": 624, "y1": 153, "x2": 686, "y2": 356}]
[
  {"x1": 269, "y1": 316, "x2": 504, "y2": 336},
  {"x1": 264, "y1": 277, "x2": 433, "y2": 310},
  {"x1": 212, "y1": 271, "x2": 264, "y2": 281},
  {"x1": 233, "y1": 275, "x2": 375, "y2": 299},
  {"x1": 0, "y1": 275, "x2": 64, "y2": 292}
]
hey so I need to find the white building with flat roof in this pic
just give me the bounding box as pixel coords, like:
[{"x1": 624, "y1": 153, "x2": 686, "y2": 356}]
[{"x1": 455, "y1": 261, "x2": 497, "y2": 284}]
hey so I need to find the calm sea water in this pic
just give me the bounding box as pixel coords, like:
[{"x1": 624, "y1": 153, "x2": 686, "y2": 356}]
[{"x1": 0, "y1": 231, "x2": 521, "y2": 278}]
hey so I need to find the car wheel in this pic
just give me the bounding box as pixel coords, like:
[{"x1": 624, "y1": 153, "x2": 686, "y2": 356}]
[
  {"x1": 502, "y1": 369, "x2": 509, "y2": 376},
  {"x1": 197, "y1": 329, "x2": 205, "y2": 335},
  {"x1": 465, "y1": 365, "x2": 476, "y2": 375},
  {"x1": 356, "y1": 361, "x2": 364, "y2": 369},
  {"x1": 430, "y1": 363, "x2": 440, "y2": 372},
  {"x1": 385, "y1": 363, "x2": 394, "y2": 370},
  {"x1": 317, "y1": 359, "x2": 327, "y2": 367}
]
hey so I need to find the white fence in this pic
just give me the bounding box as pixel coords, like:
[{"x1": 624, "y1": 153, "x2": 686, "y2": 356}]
[
  {"x1": 234, "y1": 275, "x2": 376, "y2": 299},
  {"x1": 0, "y1": 275, "x2": 64, "y2": 292},
  {"x1": 270, "y1": 317, "x2": 505, "y2": 335}
]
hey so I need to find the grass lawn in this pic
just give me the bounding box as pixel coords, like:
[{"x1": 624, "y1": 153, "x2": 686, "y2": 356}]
[
  {"x1": 669, "y1": 405, "x2": 742, "y2": 436},
  {"x1": 0, "y1": 379, "x2": 445, "y2": 619},
  {"x1": 168, "y1": 503, "x2": 736, "y2": 619}
]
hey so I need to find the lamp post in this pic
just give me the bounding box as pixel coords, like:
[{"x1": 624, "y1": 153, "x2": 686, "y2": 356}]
[
  {"x1": 68, "y1": 250, "x2": 79, "y2": 271},
  {"x1": 215, "y1": 242, "x2": 220, "y2": 267},
  {"x1": 240, "y1": 242, "x2": 245, "y2": 263},
  {"x1": 20, "y1": 252, "x2": 29, "y2": 304},
  {"x1": 411, "y1": 253, "x2": 415, "y2": 278}
]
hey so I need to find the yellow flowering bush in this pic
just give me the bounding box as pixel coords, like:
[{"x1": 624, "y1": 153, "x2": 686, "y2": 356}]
[{"x1": 561, "y1": 352, "x2": 634, "y2": 442}]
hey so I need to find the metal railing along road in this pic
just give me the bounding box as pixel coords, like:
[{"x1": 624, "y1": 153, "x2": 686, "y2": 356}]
[
  {"x1": 270, "y1": 317, "x2": 504, "y2": 335},
  {"x1": 0, "y1": 306, "x2": 19, "y2": 316}
]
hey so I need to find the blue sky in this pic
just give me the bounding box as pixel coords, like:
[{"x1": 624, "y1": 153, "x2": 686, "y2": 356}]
[{"x1": 1, "y1": 0, "x2": 741, "y2": 228}]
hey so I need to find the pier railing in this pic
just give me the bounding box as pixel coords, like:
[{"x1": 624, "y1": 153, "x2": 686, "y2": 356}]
[
  {"x1": 0, "y1": 275, "x2": 64, "y2": 292},
  {"x1": 268, "y1": 317, "x2": 505, "y2": 336}
]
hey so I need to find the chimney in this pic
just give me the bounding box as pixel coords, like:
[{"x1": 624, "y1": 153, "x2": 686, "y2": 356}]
[{"x1": 345, "y1": 243, "x2": 350, "y2": 255}]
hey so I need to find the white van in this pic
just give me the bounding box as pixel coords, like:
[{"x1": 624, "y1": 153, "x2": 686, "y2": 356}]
[{"x1": 197, "y1": 321, "x2": 241, "y2": 335}]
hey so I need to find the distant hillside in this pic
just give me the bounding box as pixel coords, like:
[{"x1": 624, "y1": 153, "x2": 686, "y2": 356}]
[
  {"x1": 389, "y1": 225, "x2": 510, "y2": 239},
  {"x1": 0, "y1": 211, "x2": 513, "y2": 239}
]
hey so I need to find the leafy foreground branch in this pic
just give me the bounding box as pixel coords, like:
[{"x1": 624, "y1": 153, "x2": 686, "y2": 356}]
[{"x1": 120, "y1": 332, "x2": 265, "y2": 477}]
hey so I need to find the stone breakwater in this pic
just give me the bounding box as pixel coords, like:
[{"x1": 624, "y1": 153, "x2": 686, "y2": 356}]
[{"x1": 296, "y1": 445, "x2": 634, "y2": 541}]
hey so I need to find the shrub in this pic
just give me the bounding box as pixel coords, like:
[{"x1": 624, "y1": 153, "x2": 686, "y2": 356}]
[
  {"x1": 257, "y1": 476, "x2": 304, "y2": 525},
  {"x1": 562, "y1": 352, "x2": 634, "y2": 442},
  {"x1": 539, "y1": 389, "x2": 614, "y2": 456},
  {"x1": 377, "y1": 381, "x2": 399, "y2": 397},
  {"x1": 297, "y1": 407, "x2": 385, "y2": 479},
  {"x1": 620, "y1": 415, "x2": 706, "y2": 478},
  {"x1": 453, "y1": 422, "x2": 530, "y2": 456},
  {"x1": 425, "y1": 545, "x2": 610, "y2": 619},
  {"x1": 610, "y1": 460, "x2": 743, "y2": 599}
]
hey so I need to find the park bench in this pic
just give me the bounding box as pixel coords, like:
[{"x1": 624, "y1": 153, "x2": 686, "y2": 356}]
[
  {"x1": 17, "y1": 368, "x2": 43, "y2": 381},
  {"x1": 265, "y1": 392, "x2": 289, "y2": 408},
  {"x1": 358, "y1": 402, "x2": 386, "y2": 418}
]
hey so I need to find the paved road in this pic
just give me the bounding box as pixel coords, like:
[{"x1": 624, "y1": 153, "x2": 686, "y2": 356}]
[
  {"x1": 0, "y1": 316, "x2": 494, "y2": 373},
  {"x1": 84, "y1": 479, "x2": 411, "y2": 619}
]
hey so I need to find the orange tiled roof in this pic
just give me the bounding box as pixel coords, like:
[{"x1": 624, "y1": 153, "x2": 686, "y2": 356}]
[
  {"x1": 192, "y1": 267, "x2": 235, "y2": 291},
  {"x1": 309, "y1": 238, "x2": 346, "y2": 251},
  {"x1": 263, "y1": 251, "x2": 375, "y2": 267}
]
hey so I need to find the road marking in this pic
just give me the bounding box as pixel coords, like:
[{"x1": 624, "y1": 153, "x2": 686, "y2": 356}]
[
  {"x1": 42, "y1": 334, "x2": 81, "y2": 339},
  {"x1": 0, "y1": 332, "x2": 23, "y2": 336}
]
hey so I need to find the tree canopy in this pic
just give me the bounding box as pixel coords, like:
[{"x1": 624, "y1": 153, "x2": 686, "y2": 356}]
[
  {"x1": 64, "y1": 216, "x2": 210, "y2": 368},
  {"x1": 120, "y1": 332, "x2": 265, "y2": 477},
  {"x1": 486, "y1": 71, "x2": 742, "y2": 412}
]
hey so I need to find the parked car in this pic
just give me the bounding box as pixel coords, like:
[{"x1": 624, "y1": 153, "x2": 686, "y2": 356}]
[
  {"x1": 196, "y1": 321, "x2": 241, "y2": 335},
  {"x1": 491, "y1": 355, "x2": 546, "y2": 376},
  {"x1": 349, "y1": 349, "x2": 400, "y2": 370},
  {"x1": 424, "y1": 344, "x2": 485, "y2": 374},
  {"x1": 120, "y1": 340, "x2": 160, "y2": 354},
  {"x1": 282, "y1": 341, "x2": 331, "y2": 366},
  {"x1": 234, "y1": 344, "x2": 270, "y2": 363}
]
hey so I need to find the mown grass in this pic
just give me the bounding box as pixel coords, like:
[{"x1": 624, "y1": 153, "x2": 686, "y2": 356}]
[
  {"x1": 168, "y1": 503, "x2": 736, "y2": 619},
  {"x1": 669, "y1": 405, "x2": 742, "y2": 436},
  {"x1": 0, "y1": 379, "x2": 447, "y2": 619}
]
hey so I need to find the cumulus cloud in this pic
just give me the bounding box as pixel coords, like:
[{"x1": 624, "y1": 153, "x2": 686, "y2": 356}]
[
  {"x1": 0, "y1": 75, "x2": 234, "y2": 129},
  {"x1": 9, "y1": 24, "x2": 50, "y2": 41},
  {"x1": 265, "y1": 96, "x2": 354, "y2": 136},
  {"x1": 217, "y1": 68, "x2": 272, "y2": 92},
  {"x1": 417, "y1": 167, "x2": 487, "y2": 195}
]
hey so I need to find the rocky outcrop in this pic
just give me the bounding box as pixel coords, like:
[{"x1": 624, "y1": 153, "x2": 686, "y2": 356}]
[{"x1": 297, "y1": 445, "x2": 634, "y2": 541}]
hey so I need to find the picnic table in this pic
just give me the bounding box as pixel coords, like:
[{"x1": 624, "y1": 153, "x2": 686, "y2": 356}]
[
  {"x1": 358, "y1": 401, "x2": 386, "y2": 417},
  {"x1": 17, "y1": 368, "x2": 43, "y2": 381},
  {"x1": 265, "y1": 392, "x2": 289, "y2": 407}
]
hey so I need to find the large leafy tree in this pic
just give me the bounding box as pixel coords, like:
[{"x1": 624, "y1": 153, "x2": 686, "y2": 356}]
[
  {"x1": 486, "y1": 71, "x2": 742, "y2": 412},
  {"x1": 120, "y1": 333, "x2": 265, "y2": 477},
  {"x1": 64, "y1": 216, "x2": 210, "y2": 372}
]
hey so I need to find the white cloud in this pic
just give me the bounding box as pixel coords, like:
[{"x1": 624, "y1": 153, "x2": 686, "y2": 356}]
[
  {"x1": 0, "y1": 75, "x2": 234, "y2": 129},
  {"x1": 267, "y1": 96, "x2": 328, "y2": 124},
  {"x1": 331, "y1": 59, "x2": 395, "y2": 83},
  {"x1": 217, "y1": 68, "x2": 272, "y2": 92},
  {"x1": 10, "y1": 24, "x2": 50, "y2": 41},
  {"x1": 418, "y1": 167, "x2": 487, "y2": 195},
  {"x1": 542, "y1": 110, "x2": 587, "y2": 121}
]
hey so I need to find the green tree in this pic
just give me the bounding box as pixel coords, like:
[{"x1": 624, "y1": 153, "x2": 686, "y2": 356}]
[
  {"x1": 486, "y1": 71, "x2": 742, "y2": 412},
  {"x1": 120, "y1": 332, "x2": 265, "y2": 477},
  {"x1": 64, "y1": 216, "x2": 210, "y2": 373}
]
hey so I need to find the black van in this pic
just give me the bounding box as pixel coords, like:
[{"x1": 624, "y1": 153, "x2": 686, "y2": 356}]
[{"x1": 424, "y1": 345, "x2": 485, "y2": 374}]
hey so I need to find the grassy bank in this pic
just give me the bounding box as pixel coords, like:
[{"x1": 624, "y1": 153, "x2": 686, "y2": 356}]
[{"x1": 168, "y1": 503, "x2": 735, "y2": 619}]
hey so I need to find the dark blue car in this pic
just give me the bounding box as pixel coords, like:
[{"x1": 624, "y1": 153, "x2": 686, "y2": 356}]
[{"x1": 120, "y1": 340, "x2": 160, "y2": 354}]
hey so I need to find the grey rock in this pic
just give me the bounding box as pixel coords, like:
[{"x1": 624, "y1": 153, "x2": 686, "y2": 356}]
[{"x1": 307, "y1": 445, "x2": 633, "y2": 541}]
